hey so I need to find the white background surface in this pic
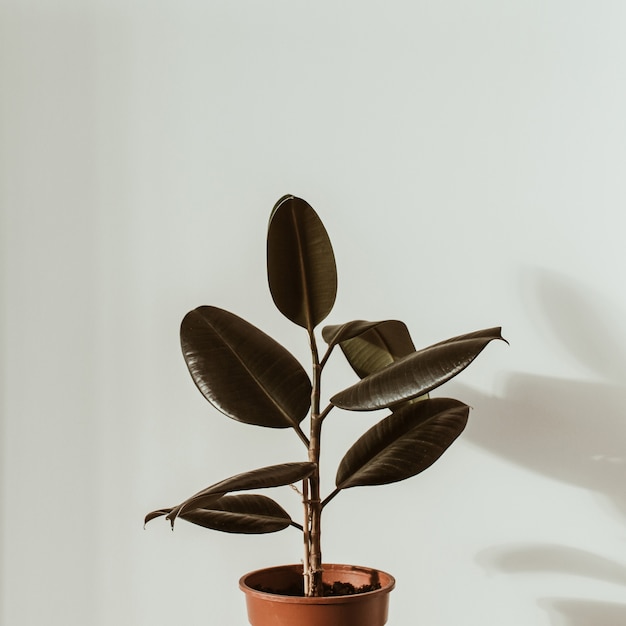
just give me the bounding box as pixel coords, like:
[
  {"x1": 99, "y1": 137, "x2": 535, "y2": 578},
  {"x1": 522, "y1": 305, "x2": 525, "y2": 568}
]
[{"x1": 2, "y1": 2, "x2": 626, "y2": 625}]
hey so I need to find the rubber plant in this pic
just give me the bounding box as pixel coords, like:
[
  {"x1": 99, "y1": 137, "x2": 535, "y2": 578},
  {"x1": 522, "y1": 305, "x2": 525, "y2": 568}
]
[{"x1": 146, "y1": 195, "x2": 505, "y2": 597}]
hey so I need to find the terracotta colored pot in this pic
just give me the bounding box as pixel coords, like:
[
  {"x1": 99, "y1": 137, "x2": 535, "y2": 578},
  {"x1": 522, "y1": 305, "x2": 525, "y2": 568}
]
[{"x1": 239, "y1": 563, "x2": 395, "y2": 626}]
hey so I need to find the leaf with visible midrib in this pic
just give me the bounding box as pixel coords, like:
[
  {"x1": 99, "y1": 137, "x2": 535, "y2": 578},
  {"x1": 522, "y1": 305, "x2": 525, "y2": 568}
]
[
  {"x1": 267, "y1": 195, "x2": 337, "y2": 331},
  {"x1": 181, "y1": 306, "x2": 312, "y2": 429},
  {"x1": 335, "y1": 398, "x2": 469, "y2": 489},
  {"x1": 330, "y1": 327, "x2": 504, "y2": 411}
]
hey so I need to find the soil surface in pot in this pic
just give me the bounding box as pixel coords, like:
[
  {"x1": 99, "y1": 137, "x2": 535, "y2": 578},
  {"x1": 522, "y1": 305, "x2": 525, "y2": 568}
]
[{"x1": 252, "y1": 579, "x2": 382, "y2": 597}]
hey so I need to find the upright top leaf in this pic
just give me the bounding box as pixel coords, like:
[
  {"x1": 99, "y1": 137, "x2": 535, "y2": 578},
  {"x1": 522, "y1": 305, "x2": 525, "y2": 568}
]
[{"x1": 267, "y1": 195, "x2": 337, "y2": 331}]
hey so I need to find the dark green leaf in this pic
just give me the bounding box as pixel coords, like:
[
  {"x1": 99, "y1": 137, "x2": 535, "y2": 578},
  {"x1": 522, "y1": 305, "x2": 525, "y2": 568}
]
[
  {"x1": 169, "y1": 462, "x2": 316, "y2": 523},
  {"x1": 322, "y1": 320, "x2": 415, "y2": 379},
  {"x1": 267, "y1": 195, "x2": 337, "y2": 331},
  {"x1": 336, "y1": 398, "x2": 469, "y2": 489},
  {"x1": 177, "y1": 494, "x2": 293, "y2": 534},
  {"x1": 330, "y1": 327, "x2": 505, "y2": 411},
  {"x1": 181, "y1": 306, "x2": 312, "y2": 428}
]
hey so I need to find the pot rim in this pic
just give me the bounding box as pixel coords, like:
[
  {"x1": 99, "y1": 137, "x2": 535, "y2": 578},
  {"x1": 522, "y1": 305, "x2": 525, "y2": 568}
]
[{"x1": 239, "y1": 563, "x2": 396, "y2": 605}]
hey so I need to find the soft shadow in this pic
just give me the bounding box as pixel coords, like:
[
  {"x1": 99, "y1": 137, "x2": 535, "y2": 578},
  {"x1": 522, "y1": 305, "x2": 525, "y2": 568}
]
[
  {"x1": 460, "y1": 268, "x2": 626, "y2": 517},
  {"x1": 460, "y1": 375, "x2": 626, "y2": 516},
  {"x1": 538, "y1": 598, "x2": 626, "y2": 626},
  {"x1": 466, "y1": 269, "x2": 626, "y2": 626},
  {"x1": 477, "y1": 543, "x2": 626, "y2": 587},
  {"x1": 529, "y1": 270, "x2": 626, "y2": 383}
]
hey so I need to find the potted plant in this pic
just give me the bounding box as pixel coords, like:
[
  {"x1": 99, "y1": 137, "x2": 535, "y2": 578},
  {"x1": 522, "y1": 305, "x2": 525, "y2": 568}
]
[{"x1": 146, "y1": 195, "x2": 505, "y2": 626}]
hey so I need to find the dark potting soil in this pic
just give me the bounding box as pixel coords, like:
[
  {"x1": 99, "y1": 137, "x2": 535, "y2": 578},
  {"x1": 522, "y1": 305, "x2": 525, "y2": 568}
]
[{"x1": 253, "y1": 580, "x2": 382, "y2": 597}]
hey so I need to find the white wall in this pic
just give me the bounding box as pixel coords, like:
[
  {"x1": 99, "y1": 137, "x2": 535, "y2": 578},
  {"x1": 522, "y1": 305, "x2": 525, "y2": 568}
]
[{"x1": 2, "y1": 2, "x2": 626, "y2": 625}]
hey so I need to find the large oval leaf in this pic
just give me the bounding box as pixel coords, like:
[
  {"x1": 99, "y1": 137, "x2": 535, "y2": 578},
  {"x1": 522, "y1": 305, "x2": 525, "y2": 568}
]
[
  {"x1": 145, "y1": 495, "x2": 293, "y2": 534},
  {"x1": 267, "y1": 195, "x2": 337, "y2": 331},
  {"x1": 330, "y1": 327, "x2": 504, "y2": 411},
  {"x1": 170, "y1": 461, "x2": 316, "y2": 521},
  {"x1": 335, "y1": 398, "x2": 469, "y2": 489},
  {"x1": 322, "y1": 320, "x2": 416, "y2": 379},
  {"x1": 181, "y1": 306, "x2": 312, "y2": 428}
]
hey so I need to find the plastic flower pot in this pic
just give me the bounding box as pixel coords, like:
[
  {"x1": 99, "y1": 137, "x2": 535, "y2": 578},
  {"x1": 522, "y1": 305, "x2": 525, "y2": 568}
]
[{"x1": 239, "y1": 563, "x2": 395, "y2": 626}]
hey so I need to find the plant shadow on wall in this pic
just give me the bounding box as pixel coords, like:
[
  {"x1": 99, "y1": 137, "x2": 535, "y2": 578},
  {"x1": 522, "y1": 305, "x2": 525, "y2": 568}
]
[{"x1": 461, "y1": 269, "x2": 626, "y2": 626}]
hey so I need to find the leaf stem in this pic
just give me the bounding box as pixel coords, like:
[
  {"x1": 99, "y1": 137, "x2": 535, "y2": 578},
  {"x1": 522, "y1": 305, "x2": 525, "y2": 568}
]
[
  {"x1": 321, "y1": 488, "x2": 340, "y2": 509},
  {"x1": 319, "y1": 344, "x2": 334, "y2": 369},
  {"x1": 318, "y1": 403, "x2": 334, "y2": 422},
  {"x1": 294, "y1": 424, "x2": 310, "y2": 448}
]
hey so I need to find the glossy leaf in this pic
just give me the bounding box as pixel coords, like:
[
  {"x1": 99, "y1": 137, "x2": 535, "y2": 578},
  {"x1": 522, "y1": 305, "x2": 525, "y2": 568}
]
[
  {"x1": 181, "y1": 306, "x2": 312, "y2": 428},
  {"x1": 184, "y1": 495, "x2": 293, "y2": 534},
  {"x1": 169, "y1": 462, "x2": 316, "y2": 522},
  {"x1": 145, "y1": 495, "x2": 293, "y2": 534},
  {"x1": 336, "y1": 398, "x2": 469, "y2": 489},
  {"x1": 330, "y1": 327, "x2": 504, "y2": 411},
  {"x1": 322, "y1": 320, "x2": 415, "y2": 379},
  {"x1": 267, "y1": 195, "x2": 337, "y2": 331}
]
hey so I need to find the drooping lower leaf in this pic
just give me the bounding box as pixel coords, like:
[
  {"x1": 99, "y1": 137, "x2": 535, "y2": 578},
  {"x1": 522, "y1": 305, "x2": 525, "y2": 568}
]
[
  {"x1": 168, "y1": 462, "x2": 316, "y2": 523},
  {"x1": 267, "y1": 195, "x2": 337, "y2": 332},
  {"x1": 180, "y1": 495, "x2": 293, "y2": 534},
  {"x1": 330, "y1": 327, "x2": 504, "y2": 411},
  {"x1": 181, "y1": 306, "x2": 312, "y2": 429},
  {"x1": 322, "y1": 320, "x2": 416, "y2": 379},
  {"x1": 144, "y1": 495, "x2": 294, "y2": 534},
  {"x1": 335, "y1": 398, "x2": 469, "y2": 489}
]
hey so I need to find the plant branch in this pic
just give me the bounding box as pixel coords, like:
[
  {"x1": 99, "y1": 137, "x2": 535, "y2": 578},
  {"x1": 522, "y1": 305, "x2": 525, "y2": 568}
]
[
  {"x1": 321, "y1": 488, "x2": 341, "y2": 509},
  {"x1": 319, "y1": 344, "x2": 334, "y2": 369},
  {"x1": 294, "y1": 424, "x2": 310, "y2": 448},
  {"x1": 318, "y1": 403, "x2": 334, "y2": 422}
]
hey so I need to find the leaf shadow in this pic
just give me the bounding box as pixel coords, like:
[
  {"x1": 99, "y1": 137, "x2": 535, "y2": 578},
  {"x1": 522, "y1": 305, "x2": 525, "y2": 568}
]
[
  {"x1": 460, "y1": 373, "x2": 626, "y2": 517},
  {"x1": 477, "y1": 543, "x2": 626, "y2": 625},
  {"x1": 459, "y1": 267, "x2": 626, "y2": 516},
  {"x1": 477, "y1": 544, "x2": 626, "y2": 587},
  {"x1": 538, "y1": 598, "x2": 626, "y2": 626},
  {"x1": 457, "y1": 269, "x2": 626, "y2": 626}
]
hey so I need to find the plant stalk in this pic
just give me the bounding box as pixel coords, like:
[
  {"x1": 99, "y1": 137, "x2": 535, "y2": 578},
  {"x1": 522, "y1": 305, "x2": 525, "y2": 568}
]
[
  {"x1": 306, "y1": 329, "x2": 324, "y2": 596},
  {"x1": 302, "y1": 478, "x2": 311, "y2": 595}
]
